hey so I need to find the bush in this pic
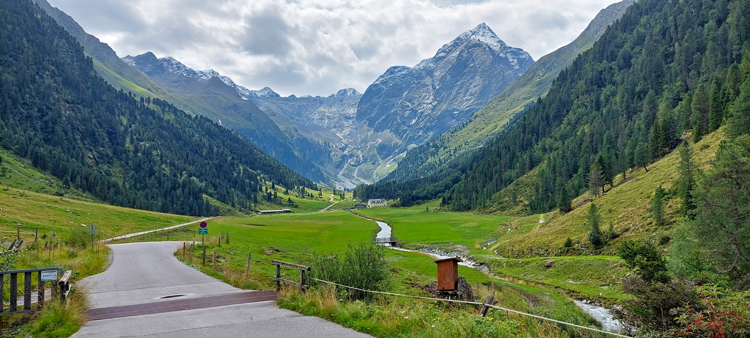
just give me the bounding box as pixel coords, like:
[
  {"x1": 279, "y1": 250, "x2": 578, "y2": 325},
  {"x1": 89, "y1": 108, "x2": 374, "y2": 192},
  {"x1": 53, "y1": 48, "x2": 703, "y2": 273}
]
[
  {"x1": 309, "y1": 243, "x2": 390, "y2": 299},
  {"x1": 67, "y1": 227, "x2": 90, "y2": 248},
  {"x1": 666, "y1": 285, "x2": 750, "y2": 338},
  {"x1": 622, "y1": 277, "x2": 700, "y2": 332},
  {"x1": 618, "y1": 240, "x2": 670, "y2": 283}
]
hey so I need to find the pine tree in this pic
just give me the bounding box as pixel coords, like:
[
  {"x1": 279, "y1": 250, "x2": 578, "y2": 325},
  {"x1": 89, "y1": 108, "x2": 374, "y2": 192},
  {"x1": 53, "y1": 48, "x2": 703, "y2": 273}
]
[
  {"x1": 691, "y1": 84, "x2": 710, "y2": 142},
  {"x1": 708, "y1": 76, "x2": 726, "y2": 132},
  {"x1": 588, "y1": 203, "x2": 603, "y2": 248},
  {"x1": 635, "y1": 143, "x2": 651, "y2": 172},
  {"x1": 677, "y1": 141, "x2": 697, "y2": 218},
  {"x1": 727, "y1": 74, "x2": 750, "y2": 139},
  {"x1": 651, "y1": 186, "x2": 666, "y2": 226},
  {"x1": 589, "y1": 162, "x2": 605, "y2": 197},
  {"x1": 558, "y1": 185, "x2": 572, "y2": 213}
]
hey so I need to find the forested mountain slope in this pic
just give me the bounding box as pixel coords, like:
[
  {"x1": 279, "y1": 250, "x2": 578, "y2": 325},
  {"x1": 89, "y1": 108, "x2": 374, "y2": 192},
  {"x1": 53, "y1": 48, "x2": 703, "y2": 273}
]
[
  {"x1": 356, "y1": 0, "x2": 750, "y2": 213},
  {"x1": 30, "y1": 0, "x2": 327, "y2": 182},
  {"x1": 383, "y1": 0, "x2": 634, "y2": 183},
  {"x1": 0, "y1": 0, "x2": 316, "y2": 216}
]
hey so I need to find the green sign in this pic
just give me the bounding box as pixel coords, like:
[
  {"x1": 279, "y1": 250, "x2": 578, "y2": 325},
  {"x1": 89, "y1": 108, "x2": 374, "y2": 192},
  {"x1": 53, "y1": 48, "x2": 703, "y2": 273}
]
[{"x1": 198, "y1": 228, "x2": 207, "y2": 234}]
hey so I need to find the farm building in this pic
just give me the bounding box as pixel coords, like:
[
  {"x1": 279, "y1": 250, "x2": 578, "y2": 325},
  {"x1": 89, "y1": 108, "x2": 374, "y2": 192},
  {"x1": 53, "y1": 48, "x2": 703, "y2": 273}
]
[
  {"x1": 258, "y1": 209, "x2": 293, "y2": 215},
  {"x1": 367, "y1": 199, "x2": 387, "y2": 208}
]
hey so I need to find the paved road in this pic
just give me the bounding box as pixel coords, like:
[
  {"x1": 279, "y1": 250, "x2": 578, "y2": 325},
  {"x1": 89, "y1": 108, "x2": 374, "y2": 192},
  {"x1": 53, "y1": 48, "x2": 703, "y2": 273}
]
[{"x1": 73, "y1": 242, "x2": 370, "y2": 338}]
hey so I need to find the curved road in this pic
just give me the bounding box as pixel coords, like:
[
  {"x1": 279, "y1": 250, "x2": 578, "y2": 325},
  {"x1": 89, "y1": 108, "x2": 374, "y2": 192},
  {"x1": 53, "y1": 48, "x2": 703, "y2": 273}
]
[{"x1": 73, "y1": 242, "x2": 370, "y2": 338}]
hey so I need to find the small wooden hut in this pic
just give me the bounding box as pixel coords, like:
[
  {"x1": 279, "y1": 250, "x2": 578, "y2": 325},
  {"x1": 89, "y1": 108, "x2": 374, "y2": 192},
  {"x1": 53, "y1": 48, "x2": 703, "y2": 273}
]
[{"x1": 434, "y1": 257, "x2": 462, "y2": 291}]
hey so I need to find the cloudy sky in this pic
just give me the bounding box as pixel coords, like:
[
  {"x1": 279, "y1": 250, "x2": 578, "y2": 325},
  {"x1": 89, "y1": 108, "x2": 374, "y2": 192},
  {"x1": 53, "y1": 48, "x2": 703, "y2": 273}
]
[{"x1": 48, "y1": 0, "x2": 621, "y2": 96}]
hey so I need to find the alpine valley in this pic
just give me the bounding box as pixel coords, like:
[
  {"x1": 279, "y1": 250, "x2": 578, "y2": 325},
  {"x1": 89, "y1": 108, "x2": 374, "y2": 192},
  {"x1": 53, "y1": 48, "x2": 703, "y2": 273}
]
[{"x1": 3, "y1": 0, "x2": 750, "y2": 336}]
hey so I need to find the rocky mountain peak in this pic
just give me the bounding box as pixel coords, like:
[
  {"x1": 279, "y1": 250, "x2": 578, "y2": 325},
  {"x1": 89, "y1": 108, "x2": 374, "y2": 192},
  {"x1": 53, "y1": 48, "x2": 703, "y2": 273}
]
[
  {"x1": 247, "y1": 87, "x2": 280, "y2": 98},
  {"x1": 335, "y1": 88, "x2": 361, "y2": 97}
]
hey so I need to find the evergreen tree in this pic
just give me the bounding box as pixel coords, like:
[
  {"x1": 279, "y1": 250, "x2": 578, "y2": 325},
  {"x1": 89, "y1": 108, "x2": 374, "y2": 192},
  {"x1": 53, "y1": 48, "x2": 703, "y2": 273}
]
[
  {"x1": 651, "y1": 186, "x2": 666, "y2": 226},
  {"x1": 587, "y1": 203, "x2": 603, "y2": 248},
  {"x1": 708, "y1": 76, "x2": 726, "y2": 132},
  {"x1": 677, "y1": 141, "x2": 697, "y2": 218},
  {"x1": 727, "y1": 74, "x2": 750, "y2": 139},
  {"x1": 691, "y1": 84, "x2": 710, "y2": 142},
  {"x1": 690, "y1": 135, "x2": 750, "y2": 286},
  {"x1": 588, "y1": 162, "x2": 605, "y2": 197},
  {"x1": 635, "y1": 143, "x2": 651, "y2": 172},
  {"x1": 558, "y1": 185, "x2": 572, "y2": 213}
]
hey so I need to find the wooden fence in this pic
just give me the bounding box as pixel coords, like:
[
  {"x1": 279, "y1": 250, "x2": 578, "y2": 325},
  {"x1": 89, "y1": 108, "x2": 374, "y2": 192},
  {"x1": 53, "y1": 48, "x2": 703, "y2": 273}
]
[
  {"x1": 271, "y1": 260, "x2": 310, "y2": 292},
  {"x1": 0, "y1": 267, "x2": 71, "y2": 315}
]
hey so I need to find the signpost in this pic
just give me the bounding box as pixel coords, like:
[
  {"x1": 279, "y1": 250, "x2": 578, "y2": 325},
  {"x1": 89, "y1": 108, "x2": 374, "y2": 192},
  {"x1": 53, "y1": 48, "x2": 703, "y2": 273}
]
[
  {"x1": 89, "y1": 224, "x2": 96, "y2": 251},
  {"x1": 40, "y1": 270, "x2": 58, "y2": 282},
  {"x1": 199, "y1": 221, "x2": 208, "y2": 266}
]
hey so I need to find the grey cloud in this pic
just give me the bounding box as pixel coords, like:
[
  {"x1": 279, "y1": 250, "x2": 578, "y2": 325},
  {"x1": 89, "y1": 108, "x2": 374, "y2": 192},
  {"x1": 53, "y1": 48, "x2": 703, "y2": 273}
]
[{"x1": 240, "y1": 7, "x2": 293, "y2": 57}]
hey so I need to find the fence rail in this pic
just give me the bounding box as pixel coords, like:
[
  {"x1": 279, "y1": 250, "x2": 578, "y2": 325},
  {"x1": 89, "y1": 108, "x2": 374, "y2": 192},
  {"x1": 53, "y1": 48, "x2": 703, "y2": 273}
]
[
  {"x1": 0, "y1": 267, "x2": 70, "y2": 316},
  {"x1": 271, "y1": 260, "x2": 309, "y2": 292}
]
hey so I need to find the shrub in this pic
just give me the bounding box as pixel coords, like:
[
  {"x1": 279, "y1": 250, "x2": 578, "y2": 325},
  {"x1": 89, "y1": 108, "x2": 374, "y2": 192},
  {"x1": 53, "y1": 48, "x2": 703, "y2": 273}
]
[
  {"x1": 67, "y1": 227, "x2": 90, "y2": 248},
  {"x1": 622, "y1": 277, "x2": 700, "y2": 332},
  {"x1": 309, "y1": 243, "x2": 390, "y2": 299},
  {"x1": 666, "y1": 285, "x2": 750, "y2": 338},
  {"x1": 618, "y1": 240, "x2": 670, "y2": 283}
]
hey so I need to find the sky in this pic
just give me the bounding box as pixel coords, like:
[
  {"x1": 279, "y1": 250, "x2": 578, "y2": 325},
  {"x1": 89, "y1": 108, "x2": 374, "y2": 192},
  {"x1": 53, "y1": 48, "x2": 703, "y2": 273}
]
[{"x1": 48, "y1": 0, "x2": 621, "y2": 97}]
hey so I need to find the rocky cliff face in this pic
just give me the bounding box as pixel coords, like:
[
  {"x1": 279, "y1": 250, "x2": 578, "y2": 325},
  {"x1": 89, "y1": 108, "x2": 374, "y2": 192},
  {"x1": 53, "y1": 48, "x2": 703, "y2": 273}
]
[{"x1": 356, "y1": 23, "x2": 534, "y2": 159}]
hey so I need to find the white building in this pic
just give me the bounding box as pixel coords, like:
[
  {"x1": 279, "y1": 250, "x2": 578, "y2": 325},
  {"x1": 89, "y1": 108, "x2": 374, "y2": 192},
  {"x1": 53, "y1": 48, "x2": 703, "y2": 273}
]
[{"x1": 367, "y1": 199, "x2": 387, "y2": 208}]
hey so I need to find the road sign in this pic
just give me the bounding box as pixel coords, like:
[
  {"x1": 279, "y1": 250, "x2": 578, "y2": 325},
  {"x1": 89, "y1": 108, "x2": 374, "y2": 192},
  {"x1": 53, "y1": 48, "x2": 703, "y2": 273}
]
[
  {"x1": 199, "y1": 228, "x2": 207, "y2": 235},
  {"x1": 200, "y1": 221, "x2": 208, "y2": 229},
  {"x1": 41, "y1": 270, "x2": 58, "y2": 281}
]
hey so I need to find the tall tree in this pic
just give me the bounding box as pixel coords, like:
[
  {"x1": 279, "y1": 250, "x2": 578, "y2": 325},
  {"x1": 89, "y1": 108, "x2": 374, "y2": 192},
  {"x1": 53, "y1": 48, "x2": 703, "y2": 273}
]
[
  {"x1": 589, "y1": 162, "x2": 605, "y2": 197},
  {"x1": 677, "y1": 141, "x2": 697, "y2": 218},
  {"x1": 635, "y1": 143, "x2": 651, "y2": 172},
  {"x1": 558, "y1": 185, "x2": 572, "y2": 213},
  {"x1": 691, "y1": 84, "x2": 710, "y2": 142},
  {"x1": 727, "y1": 74, "x2": 750, "y2": 139},
  {"x1": 588, "y1": 202, "x2": 603, "y2": 248},
  {"x1": 708, "y1": 75, "x2": 727, "y2": 132},
  {"x1": 651, "y1": 186, "x2": 666, "y2": 226},
  {"x1": 691, "y1": 135, "x2": 750, "y2": 287}
]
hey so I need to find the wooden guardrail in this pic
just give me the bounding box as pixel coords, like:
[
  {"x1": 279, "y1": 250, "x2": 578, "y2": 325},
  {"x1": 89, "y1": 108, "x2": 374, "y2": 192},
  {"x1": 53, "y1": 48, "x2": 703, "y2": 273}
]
[
  {"x1": 271, "y1": 260, "x2": 310, "y2": 292},
  {"x1": 0, "y1": 267, "x2": 71, "y2": 315}
]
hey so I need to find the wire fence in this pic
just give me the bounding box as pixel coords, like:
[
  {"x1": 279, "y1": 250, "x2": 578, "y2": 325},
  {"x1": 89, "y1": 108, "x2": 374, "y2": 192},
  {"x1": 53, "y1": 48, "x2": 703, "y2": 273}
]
[{"x1": 308, "y1": 277, "x2": 633, "y2": 338}]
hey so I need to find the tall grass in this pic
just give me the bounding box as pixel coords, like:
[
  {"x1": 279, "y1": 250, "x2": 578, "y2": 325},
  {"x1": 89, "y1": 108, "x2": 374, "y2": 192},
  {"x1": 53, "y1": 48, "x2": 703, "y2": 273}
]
[{"x1": 25, "y1": 291, "x2": 87, "y2": 338}]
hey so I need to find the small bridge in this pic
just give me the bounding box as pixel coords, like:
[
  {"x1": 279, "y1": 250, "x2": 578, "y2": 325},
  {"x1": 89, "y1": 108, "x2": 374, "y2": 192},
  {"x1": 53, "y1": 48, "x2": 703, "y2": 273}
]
[{"x1": 374, "y1": 237, "x2": 399, "y2": 246}]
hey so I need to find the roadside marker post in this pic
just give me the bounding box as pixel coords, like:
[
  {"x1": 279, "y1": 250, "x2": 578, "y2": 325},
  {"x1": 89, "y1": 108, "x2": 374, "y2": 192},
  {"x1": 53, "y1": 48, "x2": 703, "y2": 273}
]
[
  {"x1": 199, "y1": 221, "x2": 208, "y2": 265},
  {"x1": 89, "y1": 224, "x2": 96, "y2": 251}
]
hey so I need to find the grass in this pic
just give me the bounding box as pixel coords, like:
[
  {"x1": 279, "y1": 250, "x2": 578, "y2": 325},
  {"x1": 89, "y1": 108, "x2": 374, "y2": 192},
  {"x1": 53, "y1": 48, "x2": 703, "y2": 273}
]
[
  {"x1": 355, "y1": 201, "x2": 513, "y2": 254},
  {"x1": 488, "y1": 256, "x2": 632, "y2": 302},
  {"x1": 0, "y1": 185, "x2": 195, "y2": 243},
  {"x1": 489, "y1": 129, "x2": 726, "y2": 258}
]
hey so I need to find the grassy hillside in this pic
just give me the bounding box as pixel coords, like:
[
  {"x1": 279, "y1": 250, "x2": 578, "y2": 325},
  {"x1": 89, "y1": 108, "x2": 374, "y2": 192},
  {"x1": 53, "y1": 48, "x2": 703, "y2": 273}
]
[{"x1": 489, "y1": 129, "x2": 724, "y2": 258}]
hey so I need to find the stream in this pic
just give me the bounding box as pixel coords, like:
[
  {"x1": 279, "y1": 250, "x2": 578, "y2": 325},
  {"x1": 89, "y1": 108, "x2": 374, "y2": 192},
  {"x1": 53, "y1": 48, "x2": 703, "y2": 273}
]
[{"x1": 372, "y1": 217, "x2": 625, "y2": 333}]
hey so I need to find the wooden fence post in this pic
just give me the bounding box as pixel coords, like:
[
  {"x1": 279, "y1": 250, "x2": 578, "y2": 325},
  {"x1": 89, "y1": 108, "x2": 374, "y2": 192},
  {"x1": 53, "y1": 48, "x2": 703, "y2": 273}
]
[
  {"x1": 245, "y1": 251, "x2": 251, "y2": 277},
  {"x1": 23, "y1": 272, "x2": 31, "y2": 311},
  {"x1": 182, "y1": 243, "x2": 186, "y2": 258},
  {"x1": 190, "y1": 243, "x2": 194, "y2": 263},
  {"x1": 0, "y1": 274, "x2": 4, "y2": 314},
  {"x1": 10, "y1": 273, "x2": 17, "y2": 312},
  {"x1": 37, "y1": 271, "x2": 44, "y2": 309},
  {"x1": 275, "y1": 263, "x2": 281, "y2": 292},
  {"x1": 300, "y1": 269, "x2": 307, "y2": 293},
  {"x1": 480, "y1": 294, "x2": 494, "y2": 317},
  {"x1": 212, "y1": 249, "x2": 216, "y2": 269}
]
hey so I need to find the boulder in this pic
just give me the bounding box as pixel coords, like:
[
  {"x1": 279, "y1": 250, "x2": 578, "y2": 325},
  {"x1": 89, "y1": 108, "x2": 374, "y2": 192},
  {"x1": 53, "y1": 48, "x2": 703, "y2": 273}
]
[
  {"x1": 544, "y1": 259, "x2": 555, "y2": 268},
  {"x1": 456, "y1": 276, "x2": 475, "y2": 301}
]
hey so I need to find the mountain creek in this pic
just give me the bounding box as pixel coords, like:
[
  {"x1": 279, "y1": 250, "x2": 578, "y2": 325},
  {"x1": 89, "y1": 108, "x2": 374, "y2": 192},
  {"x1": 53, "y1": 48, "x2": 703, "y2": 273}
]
[{"x1": 370, "y1": 217, "x2": 626, "y2": 333}]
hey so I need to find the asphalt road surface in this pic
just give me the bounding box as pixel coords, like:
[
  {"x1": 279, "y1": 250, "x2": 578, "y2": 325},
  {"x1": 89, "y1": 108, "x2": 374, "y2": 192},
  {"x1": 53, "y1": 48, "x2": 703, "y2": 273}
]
[{"x1": 73, "y1": 242, "x2": 370, "y2": 338}]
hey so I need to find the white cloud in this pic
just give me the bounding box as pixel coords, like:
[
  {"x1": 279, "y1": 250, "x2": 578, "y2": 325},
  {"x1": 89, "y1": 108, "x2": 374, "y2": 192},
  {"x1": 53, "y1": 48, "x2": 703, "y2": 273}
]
[{"x1": 48, "y1": 0, "x2": 621, "y2": 96}]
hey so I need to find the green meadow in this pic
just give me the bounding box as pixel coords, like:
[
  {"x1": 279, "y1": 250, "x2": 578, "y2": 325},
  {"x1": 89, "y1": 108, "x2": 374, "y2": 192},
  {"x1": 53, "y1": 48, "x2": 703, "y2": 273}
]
[{"x1": 355, "y1": 201, "x2": 513, "y2": 253}]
